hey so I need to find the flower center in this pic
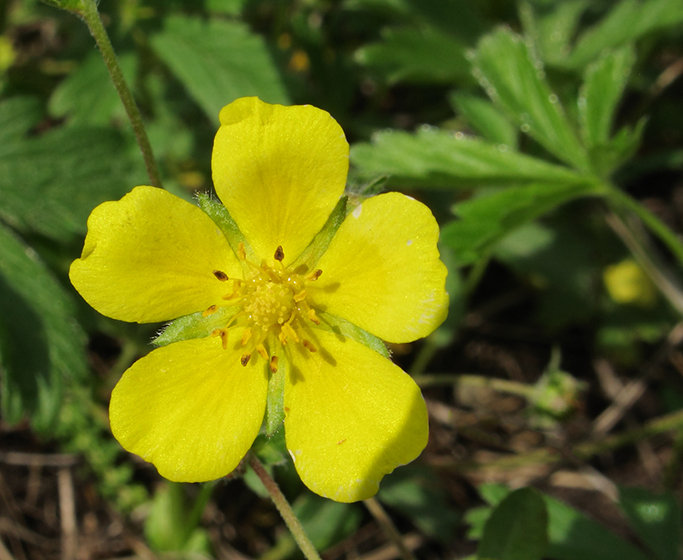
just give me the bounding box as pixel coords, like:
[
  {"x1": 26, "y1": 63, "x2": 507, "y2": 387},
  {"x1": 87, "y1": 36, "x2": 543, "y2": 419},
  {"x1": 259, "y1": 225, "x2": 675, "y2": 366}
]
[{"x1": 205, "y1": 244, "x2": 321, "y2": 371}]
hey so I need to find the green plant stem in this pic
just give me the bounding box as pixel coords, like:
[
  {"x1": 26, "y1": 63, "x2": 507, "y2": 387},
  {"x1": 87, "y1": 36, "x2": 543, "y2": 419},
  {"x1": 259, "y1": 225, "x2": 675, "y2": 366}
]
[
  {"x1": 76, "y1": 0, "x2": 162, "y2": 188},
  {"x1": 414, "y1": 373, "x2": 536, "y2": 399},
  {"x1": 364, "y1": 497, "x2": 417, "y2": 560},
  {"x1": 429, "y1": 408, "x2": 683, "y2": 473},
  {"x1": 605, "y1": 183, "x2": 683, "y2": 269},
  {"x1": 248, "y1": 454, "x2": 322, "y2": 560}
]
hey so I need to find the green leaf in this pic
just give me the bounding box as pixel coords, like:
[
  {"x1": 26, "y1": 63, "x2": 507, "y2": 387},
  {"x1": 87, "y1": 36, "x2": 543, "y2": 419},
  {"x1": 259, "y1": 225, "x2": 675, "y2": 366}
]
[
  {"x1": 450, "y1": 92, "x2": 518, "y2": 149},
  {"x1": 378, "y1": 465, "x2": 460, "y2": 544},
  {"x1": 470, "y1": 484, "x2": 651, "y2": 560},
  {"x1": 0, "y1": 96, "x2": 42, "y2": 148},
  {"x1": 472, "y1": 28, "x2": 590, "y2": 171},
  {"x1": 49, "y1": 50, "x2": 137, "y2": 126},
  {"x1": 151, "y1": 16, "x2": 289, "y2": 123},
  {"x1": 441, "y1": 181, "x2": 601, "y2": 266},
  {"x1": 478, "y1": 487, "x2": 548, "y2": 560},
  {"x1": 350, "y1": 129, "x2": 586, "y2": 189},
  {"x1": 545, "y1": 490, "x2": 651, "y2": 560},
  {"x1": 355, "y1": 27, "x2": 470, "y2": 85},
  {"x1": 293, "y1": 493, "x2": 363, "y2": 551},
  {"x1": 619, "y1": 486, "x2": 681, "y2": 560},
  {"x1": 519, "y1": 0, "x2": 588, "y2": 65},
  {"x1": 0, "y1": 222, "x2": 87, "y2": 432},
  {"x1": 0, "y1": 126, "x2": 135, "y2": 241},
  {"x1": 579, "y1": 45, "x2": 636, "y2": 148},
  {"x1": 402, "y1": 0, "x2": 483, "y2": 44},
  {"x1": 565, "y1": 0, "x2": 683, "y2": 69}
]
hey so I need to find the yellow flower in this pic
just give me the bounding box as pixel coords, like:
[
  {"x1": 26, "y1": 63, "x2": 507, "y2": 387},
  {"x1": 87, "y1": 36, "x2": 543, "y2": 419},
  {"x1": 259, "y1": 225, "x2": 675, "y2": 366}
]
[{"x1": 70, "y1": 97, "x2": 448, "y2": 502}]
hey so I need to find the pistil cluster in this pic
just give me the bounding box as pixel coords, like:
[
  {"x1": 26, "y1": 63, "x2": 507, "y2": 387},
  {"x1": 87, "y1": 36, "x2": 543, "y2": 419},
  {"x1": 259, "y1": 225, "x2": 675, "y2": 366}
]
[{"x1": 206, "y1": 244, "x2": 322, "y2": 372}]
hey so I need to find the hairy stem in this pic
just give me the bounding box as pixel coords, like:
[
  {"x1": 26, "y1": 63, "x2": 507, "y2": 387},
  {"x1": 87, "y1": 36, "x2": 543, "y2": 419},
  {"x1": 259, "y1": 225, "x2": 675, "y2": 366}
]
[
  {"x1": 248, "y1": 454, "x2": 322, "y2": 560},
  {"x1": 76, "y1": 0, "x2": 162, "y2": 188}
]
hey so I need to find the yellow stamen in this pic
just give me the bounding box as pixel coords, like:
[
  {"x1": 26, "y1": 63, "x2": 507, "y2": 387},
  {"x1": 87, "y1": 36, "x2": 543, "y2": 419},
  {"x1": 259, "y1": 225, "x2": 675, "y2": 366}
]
[
  {"x1": 213, "y1": 270, "x2": 229, "y2": 281},
  {"x1": 256, "y1": 344, "x2": 269, "y2": 361},
  {"x1": 274, "y1": 245, "x2": 285, "y2": 262},
  {"x1": 238, "y1": 242, "x2": 246, "y2": 261},
  {"x1": 240, "y1": 353, "x2": 251, "y2": 366},
  {"x1": 241, "y1": 328, "x2": 252, "y2": 346},
  {"x1": 306, "y1": 269, "x2": 323, "y2": 281},
  {"x1": 211, "y1": 328, "x2": 229, "y2": 349},
  {"x1": 307, "y1": 308, "x2": 320, "y2": 325},
  {"x1": 302, "y1": 339, "x2": 317, "y2": 353},
  {"x1": 293, "y1": 290, "x2": 307, "y2": 302},
  {"x1": 269, "y1": 355, "x2": 279, "y2": 373},
  {"x1": 203, "y1": 305, "x2": 218, "y2": 317}
]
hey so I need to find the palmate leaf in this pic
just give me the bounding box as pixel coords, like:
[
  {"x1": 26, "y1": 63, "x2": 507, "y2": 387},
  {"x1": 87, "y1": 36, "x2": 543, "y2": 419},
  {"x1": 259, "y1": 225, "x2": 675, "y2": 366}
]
[
  {"x1": 151, "y1": 16, "x2": 289, "y2": 124},
  {"x1": 355, "y1": 27, "x2": 470, "y2": 85},
  {"x1": 578, "y1": 45, "x2": 636, "y2": 149},
  {"x1": 350, "y1": 128, "x2": 585, "y2": 189},
  {"x1": 48, "y1": 50, "x2": 137, "y2": 126},
  {"x1": 564, "y1": 0, "x2": 683, "y2": 70},
  {"x1": 450, "y1": 92, "x2": 518, "y2": 149},
  {"x1": 0, "y1": 123, "x2": 136, "y2": 241},
  {"x1": 471, "y1": 28, "x2": 590, "y2": 172},
  {"x1": 0, "y1": 221, "x2": 87, "y2": 432},
  {"x1": 441, "y1": 181, "x2": 601, "y2": 266}
]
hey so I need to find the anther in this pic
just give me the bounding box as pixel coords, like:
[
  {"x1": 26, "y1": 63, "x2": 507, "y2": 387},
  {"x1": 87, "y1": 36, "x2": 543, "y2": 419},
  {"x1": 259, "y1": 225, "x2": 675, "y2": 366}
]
[
  {"x1": 306, "y1": 269, "x2": 323, "y2": 281},
  {"x1": 203, "y1": 305, "x2": 218, "y2": 317},
  {"x1": 256, "y1": 344, "x2": 269, "y2": 360},
  {"x1": 302, "y1": 339, "x2": 317, "y2": 353},
  {"x1": 241, "y1": 328, "x2": 252, "y2": 346},
  {"x1": 274, "y1": 245, "x2": 285, "y2": 262},
  {"x1": 307, "y1": 308, "x2": 320, "y2": 325},
  {"x1": 293, "y1": 290, "x2": 307, "y2": 302},
  {"x1": 238, "y1": 242, "x2": 247, "y2": 261},
  {"x1": 269, "y1": 355, "x2": 279, "y2": 373},
  {"x1": 240, "y1": 353, "x2": 251, "y2": 366},
  {"x1": 211, "y1": 328, "x2": 229, "y2": 349},
  {"x1": 213, "y1": 270, "x2": 229, "y2": 281}
]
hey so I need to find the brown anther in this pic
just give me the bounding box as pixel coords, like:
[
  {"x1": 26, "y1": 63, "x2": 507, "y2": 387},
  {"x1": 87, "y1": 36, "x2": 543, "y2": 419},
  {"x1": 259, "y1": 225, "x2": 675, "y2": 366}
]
[
  {"x1": 213, "y1": 270, "x2": 229, "y2": 281},
  {"x1": 256, "y1": 344, "x2": 269, "y2": 361},
  {"x1": 307, "y1": 308, "x2": 321, "y2": 325},
  {"x1": 302, "y1": 339, "x2": 317, "y2": 353},
  {"x1": 240, "y1": 353, "x2": 251, "y2": 366},
  {"x1": 269, "y1": 355, "x2": 279, "y2": 373},
  {"x1": 203, "y1": 305, "x2": 218, "y2": 317},
  {"x1": 274, "y1": 245, "x2": 285, "y2": 262},
  {"x1": 284, "y1": 407, "x2": 290, "y2": 413},
  {"x1": 238, "y1": 242, "x2": 246, "y2": 261},
  {"x1": 337, "y1": 439, "x2": 346, "y2": 445},
  {"x1": 306, "y1": 269, "x2": 323, "y2": 281},
  {"x1": 211, "y1": 328, "x2": 228, "y2": 349}
]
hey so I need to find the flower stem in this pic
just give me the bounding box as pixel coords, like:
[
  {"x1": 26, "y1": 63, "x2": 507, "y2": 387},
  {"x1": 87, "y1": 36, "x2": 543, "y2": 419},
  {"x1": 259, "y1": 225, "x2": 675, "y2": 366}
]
[
  {"x1": 247, "y1": 454, "x2": 322, "y2": 560},
  {"x1": 364, "y1": 497, "x2": 417, "y2": 560},
  {"x1": 74, "y1": 0, "x2": 162, "y2": 188}
]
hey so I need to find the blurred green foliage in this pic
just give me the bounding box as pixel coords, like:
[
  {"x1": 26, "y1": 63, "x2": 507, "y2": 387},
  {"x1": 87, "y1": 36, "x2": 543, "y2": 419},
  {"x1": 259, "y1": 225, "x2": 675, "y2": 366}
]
[{"x1": 1, "y1": 0, "x2": 683, "y2": 557}]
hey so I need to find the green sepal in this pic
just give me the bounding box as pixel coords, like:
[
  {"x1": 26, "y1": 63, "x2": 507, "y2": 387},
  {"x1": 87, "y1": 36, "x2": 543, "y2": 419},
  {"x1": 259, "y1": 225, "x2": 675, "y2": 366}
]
[
  {"x1": 292, "y1": 196, "x2": 347, "y2": 270},
  {"x1": 264, "y1": 346, "x2": 286, "y2": 436},
  {"x1": 39, "y1": 0, "x2": 86, "y2": 14},
  {"x1": 153, "y1": 305, "x2": 239, "y2": 347},
  {"x1": 196, "y1": 192, "x2": 257, "y2": 263},
  {"x1": 251, "y1": 429, "x2": 287, "y2": 466},
  {"x1": 315, "y1": 311, "x2": 390, "y2": 359}
]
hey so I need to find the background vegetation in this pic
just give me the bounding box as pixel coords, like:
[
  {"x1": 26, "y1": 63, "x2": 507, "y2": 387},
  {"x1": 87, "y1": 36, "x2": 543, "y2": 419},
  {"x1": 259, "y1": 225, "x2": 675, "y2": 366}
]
[{"x1": 1, "y1": 0, "x2": 682, "y2": 558}]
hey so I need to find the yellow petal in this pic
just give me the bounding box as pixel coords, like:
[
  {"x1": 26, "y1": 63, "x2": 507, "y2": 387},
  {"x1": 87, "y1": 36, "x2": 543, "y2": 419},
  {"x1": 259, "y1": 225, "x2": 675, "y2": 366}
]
[
  {"x1": 311, "y1": 192, "x2": 448, "y2": 343},
  {"x1": 110, "y1": 333, "x2": 268, "y2": 482},
  {"x1": 212, "y1": 97, "x2": 348, "y2": 264},
  {"x1": 284, "y1": 329, "x2": 428, "y2": 502},
  {"x1": 70, "y1": 186, "x2": 242, "y2": 323}
]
